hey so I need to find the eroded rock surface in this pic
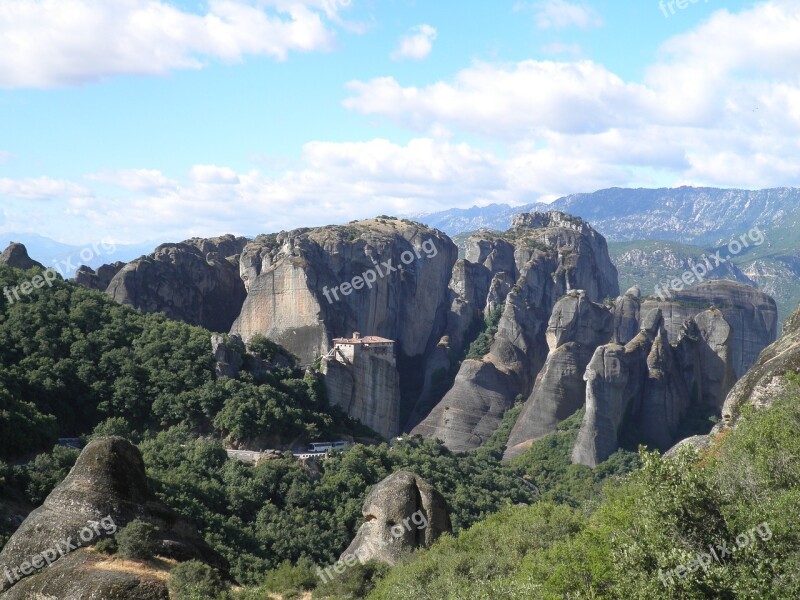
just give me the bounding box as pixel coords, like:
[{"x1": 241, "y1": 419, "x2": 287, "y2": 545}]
[
  {"x1": 106, "y1": 235, "x2": 248, "y2": 333},
  {"x1": 341, "y1": 471, "x2": 451, "y2": 566},
  {"x1": 0, "y1": 437, "x2": 226, "y2": 595},
  {"x1": 0, "y1": 243, "x2": 44, "y2": 270},
  {"x1": 413, "y1": 212, "x2": 619, "y2": 452}
]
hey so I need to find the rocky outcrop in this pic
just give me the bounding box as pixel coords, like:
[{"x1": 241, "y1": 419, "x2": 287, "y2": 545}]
[
  {"x1": 721, "y1": 304, "x2": 800, "y2": 424},
  {"x1": 504, "y1": 291, "x2": 614, "y2": 459},
  {"x1": 0, "y1": 243, "x2": 44, "y2": 270},
  {"x1": 340, "y1": 471, "x2": 451, "y2": 566},
  {"x1": 641, "y1": 280, "x2": 777, "y2": 377},
  {"x1": 572, "y1": 312, "x2": 664, "y2": 467},
  {"x1": 231, "y1": 219, "x2": 457, "y2": 369},
  {"x1": 106, "y1": 235, "x2": 248, "y2": 333},
  {"x1": 211, "y1": 334, "x2": 244, "y2": 379},
  {"x1": 322, "y1": 338, "x2": 401, "y2": 439},
  {"x1": 1, "y1": 550, "x2": 169, "y2": 600},
  {"x1": 0, "y1": 437, "x2": 226, "y2": 595},
  {"x1": 413, "y1": 212, "x2": 619, "y2": 452},
  {"x1": 74, "y1": 261, "x2": 126, "y2": 291},
  {"x1": 571, "y1": 281, "x2": 777, "y2": 467}
]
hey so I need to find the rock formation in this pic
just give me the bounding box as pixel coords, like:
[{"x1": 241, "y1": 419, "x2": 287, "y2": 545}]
[
  {"x1": 0, "y1": 243, "x2": 44, "y2": 270},
  {"x1": 105, "y1": 234, "x2": 248, "y2": 333},
  {"x1": 74, "y1": 261, "x2": 126, "y2": 291},
  {"x1": 642, "y1": 280, "x2": 778, "y2": 377},
  {"x1": 340, "y1": 471, "x2": 451, "y2": 566},
  {"x1": 571, "y1": 281, "x2": 777, "y2": 467},
  {"x1": 231, "y1": 219, "x2": 457, "y2": 369},
  {"x1": 504, "y1": 291, "x2": 614, "y2": 459},
  {"x1": 322, "y1": 334, "x2": 401, "y2": 438},
  {"x1": 412, "y1": 212, "x2": 619, "y2": 452},
  {"x1": 211, "y1": 334, "x2": 244, "y2": 379},
  {"x1": 0, "y1": 437, "x2": 226, "y2": 596},
  {"x1": 721, "y1": 303, "x2": 800, "y2": 424}
]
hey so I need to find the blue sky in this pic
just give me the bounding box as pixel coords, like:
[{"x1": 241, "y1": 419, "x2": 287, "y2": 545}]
[{"x1": 0, "y1": 0, "x2": 795, "y2": 245}]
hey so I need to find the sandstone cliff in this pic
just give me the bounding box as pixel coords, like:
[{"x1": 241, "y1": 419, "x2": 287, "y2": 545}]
[
  {"x1": 230, "y1": 219, "x2": 457, "y2": 369},
  {"x1": 504, "y1": 291, "x2": 614, "y2": 459},
  {"x1": 105, "y1": 234, "x2": 248, "y2": 333},
  {"x1": 571, "y1": 281, "x2": 777, "y2": 467},
  {"x1": 412, "y1": 212, "x2": 620, "y2": 452},
  {"x1": 721, "y1": 303, "x2": 800, "y2": 424},
  {"x1": 322, "y1": 338, "x2": 402, "y2": 439}
]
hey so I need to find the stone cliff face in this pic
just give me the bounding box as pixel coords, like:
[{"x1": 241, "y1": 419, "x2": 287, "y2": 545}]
[
  {"x1": 570, "y1": 281, "x2": 777, "y2": 467},
  {"x1": 105, "y1": 235, "x2": 248, "y2": 333},
  {"x1": 721, "y1": 304, "x2": 800, "y2": 424},
  {"x1": 504, "y1": 291, "x2": 614, "y2": 459},
  {"x1": 412, "y1": 212, "x2": 620, "y2": 452},
  {"x1": 641, "y1": 280, "x2": 777, "y2": 377},
  {"x1": 230, "y1": 219, "x2": 457, "y2": 368},
  {"x1": 0, "y1": 437, "x2": 225, "y2": 597},
  {"x1": 322, "y1": 339, "x2": 402, "y2": 439},
  {"x1": 73, "y1": 261, "x2": 126, "y2": 291}
]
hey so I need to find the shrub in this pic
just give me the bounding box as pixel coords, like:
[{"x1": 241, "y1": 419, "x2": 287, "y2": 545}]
[
  {"x1": 94, "y1": 537, "x2": 118, "y2": 555},
  {"x1": 260, "y1": 557, "x2": 317, "y2": 595},
  {"x1": 169, "y1": 560, "x2": 227, "y2": 600},
  {"x1": 116, "y1": 519, "x2": 159, "y2": 560}
]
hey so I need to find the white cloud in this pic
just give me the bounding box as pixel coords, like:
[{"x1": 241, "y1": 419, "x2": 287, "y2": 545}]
[
  {"x1": 189, "y1": 165, "x2": 241, "y2": 185},
  {"x1": 530, "y1": 0, "x2": 603, "y2": 30},
  {"x1": 0, "y1": 177, "x2": 91, "y2": 200},
  {"x1": 343, "y1": 1, "x2": 800, "y2": 189},
  {"x1": 0, "y1": 0, "x2": 344, "y2": 88},
  {"x1": 88, "y1": 169, "x2": 177, "y2": 192},
  {"x1": 391, "y1": 24, "x2": 437, "y2": 61},
  {"x1": 343, "y1": 61, "x2": 647, "y2": 137},
  {"x1": 6, "y1": 1, "x2": 800, "y2": 244}
]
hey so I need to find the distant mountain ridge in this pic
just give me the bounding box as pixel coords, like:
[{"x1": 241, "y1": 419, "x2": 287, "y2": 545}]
[
  {"x1": 416, "y1": 187, "x2": 800, "y2": 324},
  {"x1": 417, "y1": 187, "x2": 800, "y2": 243}
]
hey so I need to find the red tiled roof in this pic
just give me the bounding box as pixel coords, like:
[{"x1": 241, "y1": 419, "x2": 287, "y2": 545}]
[{"x1": 333, "y1": 335, "x2": 394, "y2": 344}]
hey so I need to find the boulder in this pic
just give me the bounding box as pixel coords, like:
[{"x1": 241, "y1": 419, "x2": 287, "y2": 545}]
[
  {"x1": 0, "y1": 437, "x2": 226, "y2": 594},
  {"x1": 340, "y1": 471, "x2": 451, "y2": 566}
]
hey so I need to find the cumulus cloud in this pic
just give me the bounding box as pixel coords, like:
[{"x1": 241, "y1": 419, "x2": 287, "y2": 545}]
[
  {"x1": 391, "y1": 24, "x2": 437, "y2": 61},
  {"x1": 343, "y1": 1, "x2": 800, "y2": 189},
  {"x1": 0, "y1": 0, "x2": 346, "y2": 88},
  {"x1": 0, "y1": 177, "x2": 91, "y2": 200},
  {"x1": 528, "y1": 0, "x2": 603, "y2": 30},
  {"x1": 5, "y1": 1, "x2": 800, "y2": 243}
]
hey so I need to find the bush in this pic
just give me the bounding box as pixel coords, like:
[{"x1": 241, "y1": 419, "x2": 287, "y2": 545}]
[
  {"x1": 260, "y1": 558, "x2": 317, "y2": 594},
  {"x1": 116, "y1": 519, "x2": 159, "y2": 560},
  {"x1": 94, "y1": 537, "x2": 118, "y2": 555},
  {"x1": 169, "y1": 560, "x2": 228, "y2": 600},
  {"x1": 315, "y1": 560, "x2": 390, "y2": 599}
]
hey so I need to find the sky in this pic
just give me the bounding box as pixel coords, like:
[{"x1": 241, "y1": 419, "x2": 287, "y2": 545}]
[{"x1": 1, "y1": 0, "x2": 799, "y2": 245}]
